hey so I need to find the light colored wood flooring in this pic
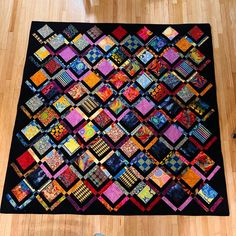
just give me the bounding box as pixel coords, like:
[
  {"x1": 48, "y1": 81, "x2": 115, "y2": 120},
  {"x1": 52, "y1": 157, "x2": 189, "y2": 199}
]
[{"x1": 0, "y1": 0, "x2": 236, "y2": 235}]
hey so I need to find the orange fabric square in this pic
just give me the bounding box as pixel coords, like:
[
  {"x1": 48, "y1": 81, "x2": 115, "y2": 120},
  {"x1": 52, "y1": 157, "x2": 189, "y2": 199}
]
[
  {"x1": 181, "y1": 168, "x2": 201, "y2": 188},
  {"x1": 83, "y1": 72, "x2": 101, "y2": 88},
  {"x1": 30, "y1": 70, "x2": 47, "y2": 87},
  {"x1": 176, "y1": 37, "x2": 192, "y2": 52}
]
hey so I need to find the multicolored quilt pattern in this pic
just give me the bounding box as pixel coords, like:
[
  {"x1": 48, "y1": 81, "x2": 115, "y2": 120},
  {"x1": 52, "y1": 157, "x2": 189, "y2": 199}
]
[{"x1": 0, "y1": 23, "x2": 229, "y2": 215}]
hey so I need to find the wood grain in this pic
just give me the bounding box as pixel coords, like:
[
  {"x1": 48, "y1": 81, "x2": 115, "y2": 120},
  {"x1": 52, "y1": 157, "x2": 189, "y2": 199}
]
[{"x1": 0, "y1": 0, "x2": 235, "y2": 235}]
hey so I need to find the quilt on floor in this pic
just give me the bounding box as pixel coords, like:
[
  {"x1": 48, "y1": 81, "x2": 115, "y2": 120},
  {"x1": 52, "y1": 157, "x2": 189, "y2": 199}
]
[{"x1": 0, "y1": 22, "x2": 229, "y2": 215}]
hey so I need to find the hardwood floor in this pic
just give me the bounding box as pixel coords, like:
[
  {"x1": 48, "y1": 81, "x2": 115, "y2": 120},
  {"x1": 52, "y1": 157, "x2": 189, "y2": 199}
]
[{"x1": 0, "y1": 0, "x2": 235, "y2": 235}]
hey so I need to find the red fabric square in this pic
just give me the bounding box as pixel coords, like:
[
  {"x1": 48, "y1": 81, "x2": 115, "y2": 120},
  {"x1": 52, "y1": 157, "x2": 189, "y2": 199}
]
[
  {"x1": 45, "y1": 59, "x2": 61, "y2": 74},
  {"x1": 16, "y1": 151, "x2": 35, "y2": 170},
  {"x1": 188, "y1": 26, "x2": 204, "y2": 41},
  {"x1": 112, "y1": 26, "x2": 127, "y2": 41},
  {"x1": 137, "y1": 26, "x2": 153, "y2": 41}
]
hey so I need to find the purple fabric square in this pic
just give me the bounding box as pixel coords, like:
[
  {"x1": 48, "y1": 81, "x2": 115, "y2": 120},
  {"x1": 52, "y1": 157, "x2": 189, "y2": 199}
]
[
  {"x1": 59, "y1": 47, "x2": 76, "y2": 62},
  {"x1": 103, "y1": 183, "x2": 123, "y2": 204},
  {"x1": 163, "y1": 48, "x2": 179, "y2": 64},
  {"x1": 97, "y1": 59, "x2": 114, "y2": 76},
  {"x1": 164, "y1": 125, "x2": 183, "y2": 143},
  {"x1": 136, "y1": 98, "x2": 154, "y2": 115},
  {"x1": 65, "y1": 109, "x2": 83, "y2": 127}
]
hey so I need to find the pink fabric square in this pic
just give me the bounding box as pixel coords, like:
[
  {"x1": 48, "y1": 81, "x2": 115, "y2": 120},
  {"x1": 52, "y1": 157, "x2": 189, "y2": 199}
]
[
  {"x1": 136, "y1": 98, "x2": 154, "y2": 115},
  {"x1": 164, "y1": 125, "x2": 182, "y2": 143},
  {"x1": 103, "y1": 183, "x2": 123, "y2": 203},
  {"x1": 65, "y1": 109, "x2": 83, "y2": 127},
  {"x1": 59, "y1": 47, "x2": 76, "y2": 62},
  {"x1": 98, "y1": 60, "x2": 114, "y2": 75}
]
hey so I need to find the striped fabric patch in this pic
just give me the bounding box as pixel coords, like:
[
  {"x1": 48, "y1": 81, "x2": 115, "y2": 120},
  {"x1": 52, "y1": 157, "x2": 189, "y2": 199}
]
[
  {"x1": 57, "y1": 71, "x2": 74, "y2": 87},
  {"x1": 80, "y1": 97, "x2": 98, "y2": 113},
  {"x1": 192, "y1": 123, "x2": 212, "y2": 143},
  {"x1": 175, "y1": 60, "x2": 194, "y2": 77}
]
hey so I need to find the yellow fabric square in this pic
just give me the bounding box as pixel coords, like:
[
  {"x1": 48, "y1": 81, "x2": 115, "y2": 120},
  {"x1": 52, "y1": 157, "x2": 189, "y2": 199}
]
[
  {"x1": 22, "y1": 125, "x2": 40, "y2": 140},
  {"x1": 35, "y1": 46, "x2": 50, "y2": 61},
  {"x1": 64, "y1": 137, "x2": 80, "y2": 154}
]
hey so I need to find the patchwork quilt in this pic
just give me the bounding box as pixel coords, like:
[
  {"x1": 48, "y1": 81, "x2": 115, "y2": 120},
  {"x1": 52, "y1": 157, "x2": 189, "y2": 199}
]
[{"x1": 0, "y1": 22, "x2": 229, "y2": 215}]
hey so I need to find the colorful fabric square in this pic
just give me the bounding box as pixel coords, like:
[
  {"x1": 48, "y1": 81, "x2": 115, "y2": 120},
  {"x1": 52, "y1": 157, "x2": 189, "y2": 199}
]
[
  {"x1": 45, "y1": 58, "x2": 61, "y2": 74},
  {"x1": 198, "y1": 184, "x2": 218, "y2": 204},
  {"x1": 123, "y1": 85, "x2": 140, "y2": 102},
  {"x1": 165, "y1": 154, "x2": 185, "y2": 174},
  {"x1": 137, "y1": 26, "x2": 153, "y2": 41},
  {"x1": 164, "y1": 125, "x2": 183, "y2": 143},
  {"x1": 65, "y1": 108, "x2": 83, "y2": 127},
  {"x1": 73, "y1": 34, "x2": 90, "y2": 51},
  {"x1": 166, "y1": 183, "x2": 188, "y2": 207},
  {"x1": 162, "y1": 27, "x2": 179, "y2": 40},
  {"x1": 34, "y1": 46, "x2": 50, "y2": 61},
  {"x1": 97, "y1": 59, "x2": 114, "y2": 76},
  {"x1": 136, "y1": 72, "x2": 153, "y2": 89},
  {"x1": 175, "y1": 37, "x2": 192, "y2": 52},
  {"x1": 188, "y1": 48, "x2": 205, "y2": 64},
  {"x1": 78, "y1": 122, "x2": 98, "y2": 142},
  {"x1": 1, "y1": 23, "x2": 228, "y2": 216},
  {"x1": 59, "y1": 46, "x2": 76, "y2": 62},
  {"x1": 25, "y1": 94, "x2": 44, "y2": 112},
  {"x1": 33, "y1": 135, "x2": 52, "y2": 155},
  {"x1": 50, "y1": 123, "x2": 68, "y2": 141},
  {"x1": 85, "y1": 47, "x2": 103, "y2": 64},
  {"x1": 123, "y1": 36, "x2": 142, "y2": 53},
  {"x1": 175, "y1": 60, "x2": 194, "y2": 77},
  {"x1": 160, "y1": 71, "x2": 181, "y2": 90},
  {"x1": 150, "y1": 167, "x2": 171, "y2": 188},
  {"x1": 181, "y1": 168, "x2": 200, "y2": 188},
  {"x1": 110, "y1": 47, "x2": 128, "y2": 65},
  {"x1": 21, "y1": 121, "x2": 40, "y2": 140},
  {"x1": 37, "y1": 107, "x2": 59, "y2": 127},
  {"x1": 43, "y1": 149, "x2": 64, "y2": 172},
  {"x1": 37, "y1": 24, "x2": 54, "y2": 38},
  {"x1": 103, "y1": 182, "x2": 123, "y2": 203},
  {"x1": 105, "y1": 123, "x2": 125, "y2": 143},
  {"x1": 70, "y1": 58, "x2": 87, "y2": 76},
  {"x1": 74, "y1": 151, "x2": 95, "y2": 172},
  {"x1": 56, "y1": 70, "x2": 74, "y2": 87},
  {"x1": 83, "y1": 71, "x2": 101, "y2": 89},
  {"x1": 30, "y1": 69, "x2": 48, "y2": 87},
  {"x1": 112, "y1": 26, "x2": 127, "y2": 41},
  {"x1": 148, "y1": 36, "x2": 167, "y2": 53},
  {"x1": 63, "y1": 136, "x2": 80, "y2": 155},
  {"x1": 188, "y1": 26, "x2": 204, "y2": 41},
  {"x1": 98, "y1": 36, "x2": 115, "y2": 52},
  {"x1": 53, "y1": 95, "x2": 71, "y2": 113},
  {"x1": 97, "y1": 85, "x2": 113, "y2": 102},
  {"x1": 193, "y1": 152, "x2": 215, "y2": 173},
  {"x1": 131, "y1": 152, "x2": 154, "y2": 173},
  {"x1": 137, "y1": 49, "x2": 154, "y2": 64},
  {"x1": 87, "y1": 26, "x2": 103, "y2": 41},
  {"x1": 136, "y1": 97, "x2": 154, "y2": 116},
  {"x1": 49, "y1": 34, "x2": 67, "y2": 50},
  {"x1": 162, "y1": 47, "x2": 180, "y2": 64},
  {"x1": 191, "y1": 123, "x2": 212, "y2": 144},
  {"x1": 123, "y1": 59, "x2": 141, "y2": 76}
]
